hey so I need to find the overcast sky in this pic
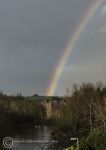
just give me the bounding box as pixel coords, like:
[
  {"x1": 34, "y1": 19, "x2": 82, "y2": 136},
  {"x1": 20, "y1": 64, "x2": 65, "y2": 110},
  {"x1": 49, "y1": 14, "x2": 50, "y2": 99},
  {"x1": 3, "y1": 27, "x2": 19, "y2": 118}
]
[{"x1": 0, "y1": 0, "x2": 106, "y2": 96}]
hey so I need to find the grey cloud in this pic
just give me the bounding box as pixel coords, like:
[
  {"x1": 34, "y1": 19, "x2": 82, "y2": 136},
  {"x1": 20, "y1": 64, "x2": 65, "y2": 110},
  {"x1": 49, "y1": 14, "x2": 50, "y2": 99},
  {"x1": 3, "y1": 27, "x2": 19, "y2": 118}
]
[{"x1": 0, "y1": 0, "x2": 104, "y2": 95}]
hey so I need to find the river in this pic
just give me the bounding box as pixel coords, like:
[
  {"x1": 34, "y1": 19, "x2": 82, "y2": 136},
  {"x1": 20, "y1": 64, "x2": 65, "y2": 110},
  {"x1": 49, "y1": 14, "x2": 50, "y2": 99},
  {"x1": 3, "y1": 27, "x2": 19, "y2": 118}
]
[{"x1": 12, "y1": 126, "x2": 59, "y2": 150}]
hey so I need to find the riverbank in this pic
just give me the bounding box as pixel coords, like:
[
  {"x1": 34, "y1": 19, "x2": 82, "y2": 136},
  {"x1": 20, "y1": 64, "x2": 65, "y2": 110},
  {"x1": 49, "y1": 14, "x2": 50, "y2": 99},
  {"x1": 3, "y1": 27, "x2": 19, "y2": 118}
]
[{"x1": 0, "y1": 82, "x2": 106, "y2": 150}]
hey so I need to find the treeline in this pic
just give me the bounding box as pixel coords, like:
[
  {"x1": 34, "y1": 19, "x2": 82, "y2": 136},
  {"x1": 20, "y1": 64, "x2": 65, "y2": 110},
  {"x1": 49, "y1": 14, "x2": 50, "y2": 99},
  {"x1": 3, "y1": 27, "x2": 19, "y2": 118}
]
[
  {"x1": 0, "y1": 94, "x2": 46, "y2": 149},
  {"x1": 52, "y1": 82, "x2": 106, "y2": 150}
]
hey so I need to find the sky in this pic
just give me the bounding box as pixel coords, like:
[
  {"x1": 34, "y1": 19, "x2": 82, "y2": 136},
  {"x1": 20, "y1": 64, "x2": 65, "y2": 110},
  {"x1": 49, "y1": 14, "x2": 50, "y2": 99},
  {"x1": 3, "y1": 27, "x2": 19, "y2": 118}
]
[{"x1": 0, "y1": 0, "x2": 106, "y2": 96}]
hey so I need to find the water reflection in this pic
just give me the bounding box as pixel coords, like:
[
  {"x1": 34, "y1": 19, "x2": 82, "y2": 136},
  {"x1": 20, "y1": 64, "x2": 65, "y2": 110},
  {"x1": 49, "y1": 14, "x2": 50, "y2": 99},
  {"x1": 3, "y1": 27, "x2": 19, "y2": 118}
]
[{"x1": 12, "y1": 126, "x2": 59, "y2": 150}]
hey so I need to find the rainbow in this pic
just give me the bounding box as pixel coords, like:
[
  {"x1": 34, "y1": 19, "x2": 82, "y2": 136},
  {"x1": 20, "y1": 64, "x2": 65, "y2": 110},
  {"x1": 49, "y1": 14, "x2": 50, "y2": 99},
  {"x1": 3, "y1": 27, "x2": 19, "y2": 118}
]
[{"x1": 46, "y1": 0, "x2": 103, "y2": 96}]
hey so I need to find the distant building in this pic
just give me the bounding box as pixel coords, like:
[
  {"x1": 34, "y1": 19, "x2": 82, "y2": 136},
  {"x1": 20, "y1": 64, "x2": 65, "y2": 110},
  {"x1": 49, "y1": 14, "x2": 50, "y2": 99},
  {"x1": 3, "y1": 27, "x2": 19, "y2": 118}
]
[
  {"x1": 43, "y1": 100, "x2": 52, "y2": 118},
  {"x1": 43, "y1": 98, "x2": 61, "y2": 118}
]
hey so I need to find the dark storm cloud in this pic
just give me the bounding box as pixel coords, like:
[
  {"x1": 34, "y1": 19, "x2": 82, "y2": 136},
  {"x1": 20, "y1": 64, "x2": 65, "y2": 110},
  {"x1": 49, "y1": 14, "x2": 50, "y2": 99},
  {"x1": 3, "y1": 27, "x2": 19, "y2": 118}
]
[{"x1": 0, "y1": 0, "x2": 92, "y2": 95}]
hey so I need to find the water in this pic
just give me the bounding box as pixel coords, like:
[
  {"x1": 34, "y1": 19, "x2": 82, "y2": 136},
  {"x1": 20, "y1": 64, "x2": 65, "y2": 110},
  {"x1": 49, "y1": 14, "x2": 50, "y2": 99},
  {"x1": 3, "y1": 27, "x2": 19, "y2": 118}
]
[{"x1": 12, "y1": 126, "x2": 59, "y2": 150}]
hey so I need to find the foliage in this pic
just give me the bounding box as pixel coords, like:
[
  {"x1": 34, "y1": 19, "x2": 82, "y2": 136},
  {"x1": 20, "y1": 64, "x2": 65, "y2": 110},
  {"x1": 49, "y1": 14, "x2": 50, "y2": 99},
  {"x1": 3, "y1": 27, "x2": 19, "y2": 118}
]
[
  {"x1": 0, "y1": 95, "x2": 46, "y2": 136},
  {"x1": 52, "y1": 82, "x2": 106, "y2": 149},
  {"x1": 64, "y1": 146, "x2": 78, "y2": 150},
  {"x1": 80, "y1": 131, "x2": 106, "y2": 150}
]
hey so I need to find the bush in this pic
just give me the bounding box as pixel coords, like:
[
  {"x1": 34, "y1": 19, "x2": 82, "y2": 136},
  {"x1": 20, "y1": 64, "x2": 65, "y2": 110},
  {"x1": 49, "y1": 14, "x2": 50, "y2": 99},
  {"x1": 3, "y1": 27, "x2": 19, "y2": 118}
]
[
  {"x1": 80, "y1": 131, "x2": 106, "y2": 150},
  {"x1": 64, "y1": 146, "x2": 78, "y2": 150}
]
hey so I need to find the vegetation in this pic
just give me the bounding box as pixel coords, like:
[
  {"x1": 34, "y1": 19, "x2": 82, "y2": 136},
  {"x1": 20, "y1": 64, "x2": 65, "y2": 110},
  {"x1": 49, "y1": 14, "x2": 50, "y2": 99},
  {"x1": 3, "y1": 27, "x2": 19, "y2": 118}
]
[
  {"x1": 0, "y1": 82, "x2": 106, "y2": 150},
  {"x1": 52, "y1": 82, "x2": 106, "y2": 149},
  {"x1": 64, "y1": 146, "x2": 78, "y2": 150},
  {"x1": 0, "y1": 94, "x2": 46, "y2": 149}
]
